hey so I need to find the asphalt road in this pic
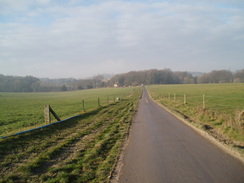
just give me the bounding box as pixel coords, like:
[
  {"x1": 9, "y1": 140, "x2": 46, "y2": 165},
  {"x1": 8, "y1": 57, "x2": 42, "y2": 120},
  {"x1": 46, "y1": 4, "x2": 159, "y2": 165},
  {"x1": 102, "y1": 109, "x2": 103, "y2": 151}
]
[{"x1": 118, "y1": 87, "x2": 244, "y2": 183}]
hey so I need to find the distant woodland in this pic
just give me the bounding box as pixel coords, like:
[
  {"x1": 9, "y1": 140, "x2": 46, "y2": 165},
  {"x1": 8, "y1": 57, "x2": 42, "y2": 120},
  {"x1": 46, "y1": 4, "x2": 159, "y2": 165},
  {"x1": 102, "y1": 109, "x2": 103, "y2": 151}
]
[
  {"x1": 108, "y1": 69, "x2": 244, "y2": 87},
  {"x1": 0, "y1": 75, "x2": 107, "y2": 92},
  {"x1": 0, "y1": 69, "x2": 243, "y2": 92}
]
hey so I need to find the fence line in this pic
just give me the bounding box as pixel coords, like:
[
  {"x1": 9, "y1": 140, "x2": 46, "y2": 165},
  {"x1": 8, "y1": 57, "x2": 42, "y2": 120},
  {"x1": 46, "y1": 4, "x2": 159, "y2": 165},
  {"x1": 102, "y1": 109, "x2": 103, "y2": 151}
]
[
  {"x1": 0, "y1": 94, "x2": 128, "y2": 139},
  {"x1": 159, "y1": 93, "x2": 244, "y2": 111},
  {"x1": 0, "y1": 114, "x2": 81, "y2": 139}
]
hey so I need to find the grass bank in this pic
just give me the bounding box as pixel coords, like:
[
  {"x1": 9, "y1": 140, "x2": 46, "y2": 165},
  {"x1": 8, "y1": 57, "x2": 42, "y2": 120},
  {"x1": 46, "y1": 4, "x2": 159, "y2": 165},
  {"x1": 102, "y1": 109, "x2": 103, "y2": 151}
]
[
  {"x1": 0, "y1": 87, "x2": 134, "y2": 137},
  {"x1": 0, "y1": 87, "x2": 142, "y2": 182}
]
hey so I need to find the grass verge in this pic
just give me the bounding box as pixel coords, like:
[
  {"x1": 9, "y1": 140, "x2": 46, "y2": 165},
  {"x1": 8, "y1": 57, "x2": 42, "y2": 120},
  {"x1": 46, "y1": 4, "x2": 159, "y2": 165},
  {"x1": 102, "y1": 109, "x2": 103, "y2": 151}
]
[
  {"x1": 0, "y1": 87, "x2": 134, "y2": 137},
  {"x1": 0, "y1": 87, "x2": 142, "y2": 183}
]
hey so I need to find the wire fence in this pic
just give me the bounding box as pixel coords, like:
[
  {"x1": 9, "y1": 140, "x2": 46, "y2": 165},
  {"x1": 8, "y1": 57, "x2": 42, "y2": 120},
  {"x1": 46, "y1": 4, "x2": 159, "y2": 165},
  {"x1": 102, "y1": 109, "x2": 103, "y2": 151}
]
[
  {"x1": 152, "y1": 92, "x2": 244, "y2": 131},
  {"x1": 158, "y1": 93, "x2": 244, "y2": 113},
  {"x1": 0, "y1": 94, "x2": 129, "y2": 138}
]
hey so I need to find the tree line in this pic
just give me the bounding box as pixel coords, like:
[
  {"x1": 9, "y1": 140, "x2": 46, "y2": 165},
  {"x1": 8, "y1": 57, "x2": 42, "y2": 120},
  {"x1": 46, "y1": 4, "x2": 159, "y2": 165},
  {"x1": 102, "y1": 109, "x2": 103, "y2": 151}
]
[
  {"x1": 0, "y1": 74, "x2": 107, "y2": 92},
  {"x1": 0, "y1": 69, "x2": 243, "y2": 92},
  {"x1": 108, "y1": 69, "x2": 244, "y2": 87}
]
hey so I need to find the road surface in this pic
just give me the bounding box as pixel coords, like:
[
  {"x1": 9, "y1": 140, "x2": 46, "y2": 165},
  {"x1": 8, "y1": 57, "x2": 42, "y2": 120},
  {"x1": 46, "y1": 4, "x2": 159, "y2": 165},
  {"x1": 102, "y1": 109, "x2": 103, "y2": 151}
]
[{"x1": 118, "y1": 87, "x2": 244, "y2": 183}]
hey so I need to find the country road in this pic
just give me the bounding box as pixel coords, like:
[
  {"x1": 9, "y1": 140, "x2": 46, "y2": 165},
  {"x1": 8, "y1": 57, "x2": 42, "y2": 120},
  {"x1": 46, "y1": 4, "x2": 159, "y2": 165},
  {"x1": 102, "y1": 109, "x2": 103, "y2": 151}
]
[{"x1": 117, "y1": 87, "x2": 244, "y2": 183}]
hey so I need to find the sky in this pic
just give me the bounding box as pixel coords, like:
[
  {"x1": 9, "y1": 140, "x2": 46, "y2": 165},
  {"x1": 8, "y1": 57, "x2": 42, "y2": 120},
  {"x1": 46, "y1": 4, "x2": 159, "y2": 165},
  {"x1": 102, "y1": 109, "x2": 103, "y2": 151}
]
[{"x1": 0, "y1": 0, "x2": 244, "y2": 78}]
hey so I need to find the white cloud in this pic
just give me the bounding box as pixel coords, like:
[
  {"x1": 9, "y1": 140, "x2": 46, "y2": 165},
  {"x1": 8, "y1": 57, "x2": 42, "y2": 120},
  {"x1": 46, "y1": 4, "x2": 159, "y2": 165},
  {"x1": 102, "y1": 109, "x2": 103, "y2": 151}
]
[
  {"x1": 36, "y1": 0, "x2": 50, "y2": 4},
  {"x1": 0, "y1": 0, "x2": 243, "y2": 78}
]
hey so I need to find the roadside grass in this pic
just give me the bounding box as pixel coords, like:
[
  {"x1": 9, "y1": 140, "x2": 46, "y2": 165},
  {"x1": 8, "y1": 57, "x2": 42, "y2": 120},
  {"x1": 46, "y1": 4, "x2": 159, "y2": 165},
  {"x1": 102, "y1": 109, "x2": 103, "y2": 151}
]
[
  {"x1": 0, "y1": 87, "x2": 141, "y2": 182},
  {"x1": 0, "y1": 87, "x2": 134, "y2": 137},
  {"x1": 147, "y1": 84, "x2": 244, "y2": 150}
]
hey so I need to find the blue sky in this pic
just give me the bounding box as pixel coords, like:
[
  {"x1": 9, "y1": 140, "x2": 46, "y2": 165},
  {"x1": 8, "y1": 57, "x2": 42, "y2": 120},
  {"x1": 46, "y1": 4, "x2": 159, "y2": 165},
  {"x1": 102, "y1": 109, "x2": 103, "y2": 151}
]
[{"x1": 0, "y1": 0, "x2": 244, "y2": 78}]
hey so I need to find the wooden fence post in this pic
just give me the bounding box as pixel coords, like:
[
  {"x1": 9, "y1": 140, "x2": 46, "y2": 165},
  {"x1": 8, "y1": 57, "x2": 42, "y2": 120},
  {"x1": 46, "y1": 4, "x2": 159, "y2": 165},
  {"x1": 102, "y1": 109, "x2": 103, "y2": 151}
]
[
  {"x1": 44, "y1": 105, "x2": 50, "y2": 123},
  {"x1": 203, "y1": 94, "x2": 205, "y2": 109},
  {"x1": 44, "y1": 105, "x2": 61, "y2": 124},
  {"x1": 49, "y1": 106, "x2": 61, "y2": 121},
  {"x1": 98, "y1": 97, "x2": 100, "y2": 106},
  {"x1": 82, "y1": 99, "x2": 85, "y2": 112},
  {"x1": 184, "y1": 94, "x2": 187, "y2": 105}
]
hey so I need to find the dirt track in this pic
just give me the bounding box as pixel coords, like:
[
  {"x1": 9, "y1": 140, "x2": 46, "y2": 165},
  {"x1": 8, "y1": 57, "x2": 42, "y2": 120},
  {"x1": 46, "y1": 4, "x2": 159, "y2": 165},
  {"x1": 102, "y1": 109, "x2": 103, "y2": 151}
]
[{"x1": 117, "y1": 87, "x2": 244, "y2": 183}]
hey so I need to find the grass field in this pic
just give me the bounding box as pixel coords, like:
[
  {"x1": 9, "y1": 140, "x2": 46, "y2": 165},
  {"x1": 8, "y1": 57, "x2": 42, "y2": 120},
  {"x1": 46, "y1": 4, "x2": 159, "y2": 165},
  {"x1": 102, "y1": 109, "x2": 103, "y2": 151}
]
[
  {"x1": 0, "y1": 87, "x2": 141, "y2": 182},
  {"x1": 0, "y1": 88, "x2": 135, "y2": 137},
  {"x1": 147, "y1": 83, "x2": 244, "y2": 146}
]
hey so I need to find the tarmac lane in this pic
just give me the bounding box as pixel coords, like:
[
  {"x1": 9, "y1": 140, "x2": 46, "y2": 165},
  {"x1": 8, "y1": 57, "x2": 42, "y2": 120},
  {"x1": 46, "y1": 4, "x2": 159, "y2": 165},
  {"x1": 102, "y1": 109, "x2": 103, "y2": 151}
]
[{"x1": 118, "y1": 87, "x2": 244, "y2": 183}]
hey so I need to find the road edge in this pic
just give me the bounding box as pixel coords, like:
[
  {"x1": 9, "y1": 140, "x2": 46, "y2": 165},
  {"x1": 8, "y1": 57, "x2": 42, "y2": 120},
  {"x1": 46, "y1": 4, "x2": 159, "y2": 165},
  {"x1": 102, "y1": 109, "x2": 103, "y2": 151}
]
[
  {"x1": 109, "y1": 88, "x2": 143, "y2": 183},
  {"x1": 109, "y1": 128, "x2": 132, "y2": 183}
]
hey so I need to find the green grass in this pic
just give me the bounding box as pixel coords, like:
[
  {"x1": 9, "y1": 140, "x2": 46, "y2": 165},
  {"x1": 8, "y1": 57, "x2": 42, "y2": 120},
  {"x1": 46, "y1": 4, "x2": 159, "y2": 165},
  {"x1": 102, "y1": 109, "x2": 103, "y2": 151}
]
[
  {"x1": 0, "y1": 88, "x2": 134, "y2": 137},
  {"x1": 147, "y1": 83, "x2": 244, "y2": 145},
  {"x1": 0, "y1": 87, "x2": 142, "y2": 182}
]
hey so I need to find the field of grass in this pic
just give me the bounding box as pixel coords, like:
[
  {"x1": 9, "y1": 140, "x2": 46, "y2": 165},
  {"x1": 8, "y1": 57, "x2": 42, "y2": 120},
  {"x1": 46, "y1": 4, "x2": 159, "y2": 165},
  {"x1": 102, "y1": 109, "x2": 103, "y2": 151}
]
[
  {"x1": 0, "y1": 87, "x2": 141, "y2": 182},
  {"x1": 0, "y1": 88, "x2": 134, "y2": 137},
  {"x1": 147, "y1": 84, "x2": 244, "y2": 147}
]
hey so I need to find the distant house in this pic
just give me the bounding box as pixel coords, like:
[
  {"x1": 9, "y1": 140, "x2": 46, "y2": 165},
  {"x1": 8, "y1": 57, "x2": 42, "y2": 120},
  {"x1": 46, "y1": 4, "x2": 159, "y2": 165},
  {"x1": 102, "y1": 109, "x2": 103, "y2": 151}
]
[{"x1": 114, "y1": 82, "x2": 119, "y2": 87}]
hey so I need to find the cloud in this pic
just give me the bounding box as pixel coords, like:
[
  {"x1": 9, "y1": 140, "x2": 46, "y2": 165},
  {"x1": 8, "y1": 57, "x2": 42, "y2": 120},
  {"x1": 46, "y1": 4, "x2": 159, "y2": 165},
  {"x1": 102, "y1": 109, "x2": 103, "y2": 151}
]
[
  {"x1": 0, "y1": 0, "x2": 243, "y2": 78},
  {"x1": 36, "y1": 0, "x2": 50, "y2": 4}
]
